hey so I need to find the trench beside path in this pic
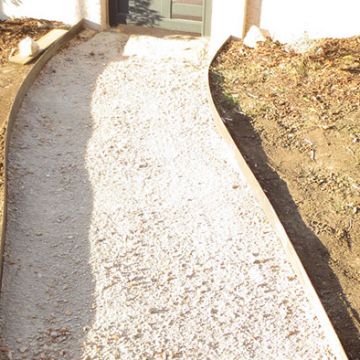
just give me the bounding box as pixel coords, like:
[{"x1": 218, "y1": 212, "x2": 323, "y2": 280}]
[{"x1": 0, "y1": 31, "x2": 334, "y2": 359}]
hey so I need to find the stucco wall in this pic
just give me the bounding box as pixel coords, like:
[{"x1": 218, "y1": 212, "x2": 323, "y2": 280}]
[
  {"x1": 1, "y1": 0, "x2": 359, "y2": 44},
  {"x1": 257, "y1": 0, "x2": 360, "y2": 43},
  {"x1": 211, "y1": 0, "x2": 360, "y2": 48},
  {"x1": 210, "y1": 0, "x2": 246, "y2": 53},
  {"x1": 0, "y1": 0, "x2": 101, "y2": 26}
]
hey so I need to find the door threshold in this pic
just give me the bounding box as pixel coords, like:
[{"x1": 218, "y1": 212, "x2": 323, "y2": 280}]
[{"x1": 109, "y1": 24, "x2": 200, "y2": 38}]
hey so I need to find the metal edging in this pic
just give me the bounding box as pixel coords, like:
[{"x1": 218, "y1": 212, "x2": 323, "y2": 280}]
[{"x1": 206, "y1": 35, "x2": 348, "y2": 360}]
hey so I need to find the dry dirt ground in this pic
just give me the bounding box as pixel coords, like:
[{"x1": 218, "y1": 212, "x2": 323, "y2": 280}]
[
  {"x1": 210, "y1": 37, "x2": 360, "y2": 359},
  {"x1": 0, "y1": 31, "x2": 338, "y2": 359}
]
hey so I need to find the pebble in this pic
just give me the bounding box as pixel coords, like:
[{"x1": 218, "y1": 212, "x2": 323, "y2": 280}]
[
  {"x1": 64, "y1": 309, "x2": 73, "y2": 316},
  {"x1": 19, "y1": 346, "x2": 27, "y2": 353}
]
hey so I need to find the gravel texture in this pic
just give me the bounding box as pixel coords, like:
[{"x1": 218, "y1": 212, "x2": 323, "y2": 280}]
[{"x1": 0, "y1": 31, "x2": 335, "y2": 359}]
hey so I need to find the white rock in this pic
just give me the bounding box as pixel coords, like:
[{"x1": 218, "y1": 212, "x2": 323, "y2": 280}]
[
  {"x1": 19, "y1": 346, "x2": 28, "y2": 353},
  {"x1": 18, "y1": 37, "x2": 40, "y2": 57},
  {"x1": 50, "y1": 331, "x2": 58, "y2": 338},
  {"x1": 243, "y1": 25, "x2": 269, "y2": 48}
]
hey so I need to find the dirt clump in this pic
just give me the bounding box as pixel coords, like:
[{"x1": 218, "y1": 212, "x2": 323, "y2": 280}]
[{"x1": 210, "y1": 36, "x2": 360, "y2": 358}]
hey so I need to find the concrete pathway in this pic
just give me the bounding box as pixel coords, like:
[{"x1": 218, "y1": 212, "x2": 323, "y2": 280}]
[{"x1": 0, "y1": 31, "x2": 334, "y2": 359}]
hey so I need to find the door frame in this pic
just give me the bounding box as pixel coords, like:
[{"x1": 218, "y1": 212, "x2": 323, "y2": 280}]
[
  {"x1": 101, "y1": 0, "x2": 110, "y2": 30},
  {"x1": 202, "y1": 0, "x2": 212, "y2": 36},
  {"x1": 103, "y1": 0, "x2": 212, "y2": 36}
]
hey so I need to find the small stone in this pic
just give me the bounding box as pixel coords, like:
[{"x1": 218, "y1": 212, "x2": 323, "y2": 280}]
[
  {"x1": 186, "y1": 269, "x2": 195, "y2": 278},
  {"x1": 18, "y1": 36, "x2": 39, "y2": 57},
  {"x1": 19, "y1": 346, "x2": 28, "y2": 353},
  {"x1": 64, "y1": 309, "x2": 73, "y2": 316},
  {"x1": 149, "y1": 307, "x2": 167, "y2": 314},
  {"x1": 243, "y1": 26, "x2": 269, "y2": 48}
]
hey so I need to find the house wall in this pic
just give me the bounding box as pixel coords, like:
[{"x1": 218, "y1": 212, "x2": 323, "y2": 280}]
[
  {"x1": 256, "y1": 0, "x2": 360, "y2": 43},
  {"x1": 209, "y1": 0, "x2": 246, "y2": 53},
  {"x1": 0, "y1": 0, "x2": 102, "y2": 27},
  {"x1": 210, "y1": 0, "x2": 360, "y2": 49},
  {"x1": 1, "y1": 0, "x2": 359, "y2": 44}
]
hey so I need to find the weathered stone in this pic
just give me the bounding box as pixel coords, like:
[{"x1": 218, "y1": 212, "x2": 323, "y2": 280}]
[
  {"x1": 243, "y1": 25, "x2": 270, "y2": 48},
  {"x1": 18, "y1": 37, "x2": 40, "y2": 57}
]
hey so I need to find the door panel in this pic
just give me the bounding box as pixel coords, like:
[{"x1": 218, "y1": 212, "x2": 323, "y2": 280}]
[
  {"x1": 109, "y1": 0, "x2": 129, "y2": 26},
  {"x1": 127, "y1": 0, "x2": 163, "y2": 26},
  {"x1": 172, "y1": 2, "x2": 203, "y2": 21},
  {"x1": 109, "y1": 0, "x2": 210, "y2": 35}
]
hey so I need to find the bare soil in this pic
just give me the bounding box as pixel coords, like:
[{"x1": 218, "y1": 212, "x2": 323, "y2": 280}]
[{"x1": 210, "y1": 37, "x2": 360, "y2": 358}]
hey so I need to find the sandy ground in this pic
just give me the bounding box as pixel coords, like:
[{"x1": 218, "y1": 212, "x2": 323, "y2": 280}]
[{"x1": 0, "y1": 31, "x2": 335, "y2": 359}]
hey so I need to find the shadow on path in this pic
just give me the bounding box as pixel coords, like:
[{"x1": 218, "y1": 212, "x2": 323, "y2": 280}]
[{"x1": 0, "y1": 32, "x2": 128, "y2": 359}]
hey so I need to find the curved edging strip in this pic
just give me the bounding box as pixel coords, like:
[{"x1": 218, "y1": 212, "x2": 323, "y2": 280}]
[
  {"x1": 206, "y1": 36, "x2": 348, "y2": 360},
  {"x1": 0, "y1": 20, "x2": 84, "y2": 288}
]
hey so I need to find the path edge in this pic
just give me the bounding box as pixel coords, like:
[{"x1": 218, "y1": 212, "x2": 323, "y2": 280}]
[
  {"x1": 206, "y1": 36, "x2": 348, "y2": 360},
  {"x1": 0, "y1": 20, "x2": 84, "y2": 289}
]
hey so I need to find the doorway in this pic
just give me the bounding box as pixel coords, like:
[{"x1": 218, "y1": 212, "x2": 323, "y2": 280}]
[{"x1": 109, "y1": 0, "x2": 212, "y2": 35}]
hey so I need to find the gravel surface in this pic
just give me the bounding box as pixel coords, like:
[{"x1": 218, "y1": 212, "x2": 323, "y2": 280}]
[{"x1": 0, "y1": 31, "x2": 335, "y2": 359}]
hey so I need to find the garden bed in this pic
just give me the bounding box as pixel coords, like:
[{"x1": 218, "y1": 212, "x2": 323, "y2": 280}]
[{"x1": 210, "y1": 36, "x2": 360, "y2": 358}]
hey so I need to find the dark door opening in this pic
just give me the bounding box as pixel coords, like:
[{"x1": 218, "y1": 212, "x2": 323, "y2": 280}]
[{"x1": 109, "y1": 0, "x2": 129, "y2": 26}]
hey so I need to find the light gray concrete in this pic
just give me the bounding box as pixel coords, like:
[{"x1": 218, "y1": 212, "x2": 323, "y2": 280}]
[{"x1": 0, "y1": 31, "x2": 334, "y2": 359}]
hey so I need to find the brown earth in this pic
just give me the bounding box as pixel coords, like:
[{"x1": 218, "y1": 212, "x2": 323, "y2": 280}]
[{"x1": 210, "y1": 37, "x2": 360, "y2": 358}]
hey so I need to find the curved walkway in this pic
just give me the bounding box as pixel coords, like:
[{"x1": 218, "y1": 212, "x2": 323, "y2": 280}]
[{"x1": 0, "y1": 31, "x2": 334, "y2": 359}]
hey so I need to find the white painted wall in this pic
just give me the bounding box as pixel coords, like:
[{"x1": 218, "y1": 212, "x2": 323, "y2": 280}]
[
  {"x1": 210, "y1": 0, "x2": 246, "y2": 53},
  {"x1": 259, "y1": 0, "x2": 360, "y2": 43},
  {"x1": 1, "y1": 0, "x2": 359, "y2": 44},
  {"x1": 0, "y1": 0, "x2": 101, "y2": 26},
  {"x1": 210, "y1": 0, "x2": 360, "y2": 50}
]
